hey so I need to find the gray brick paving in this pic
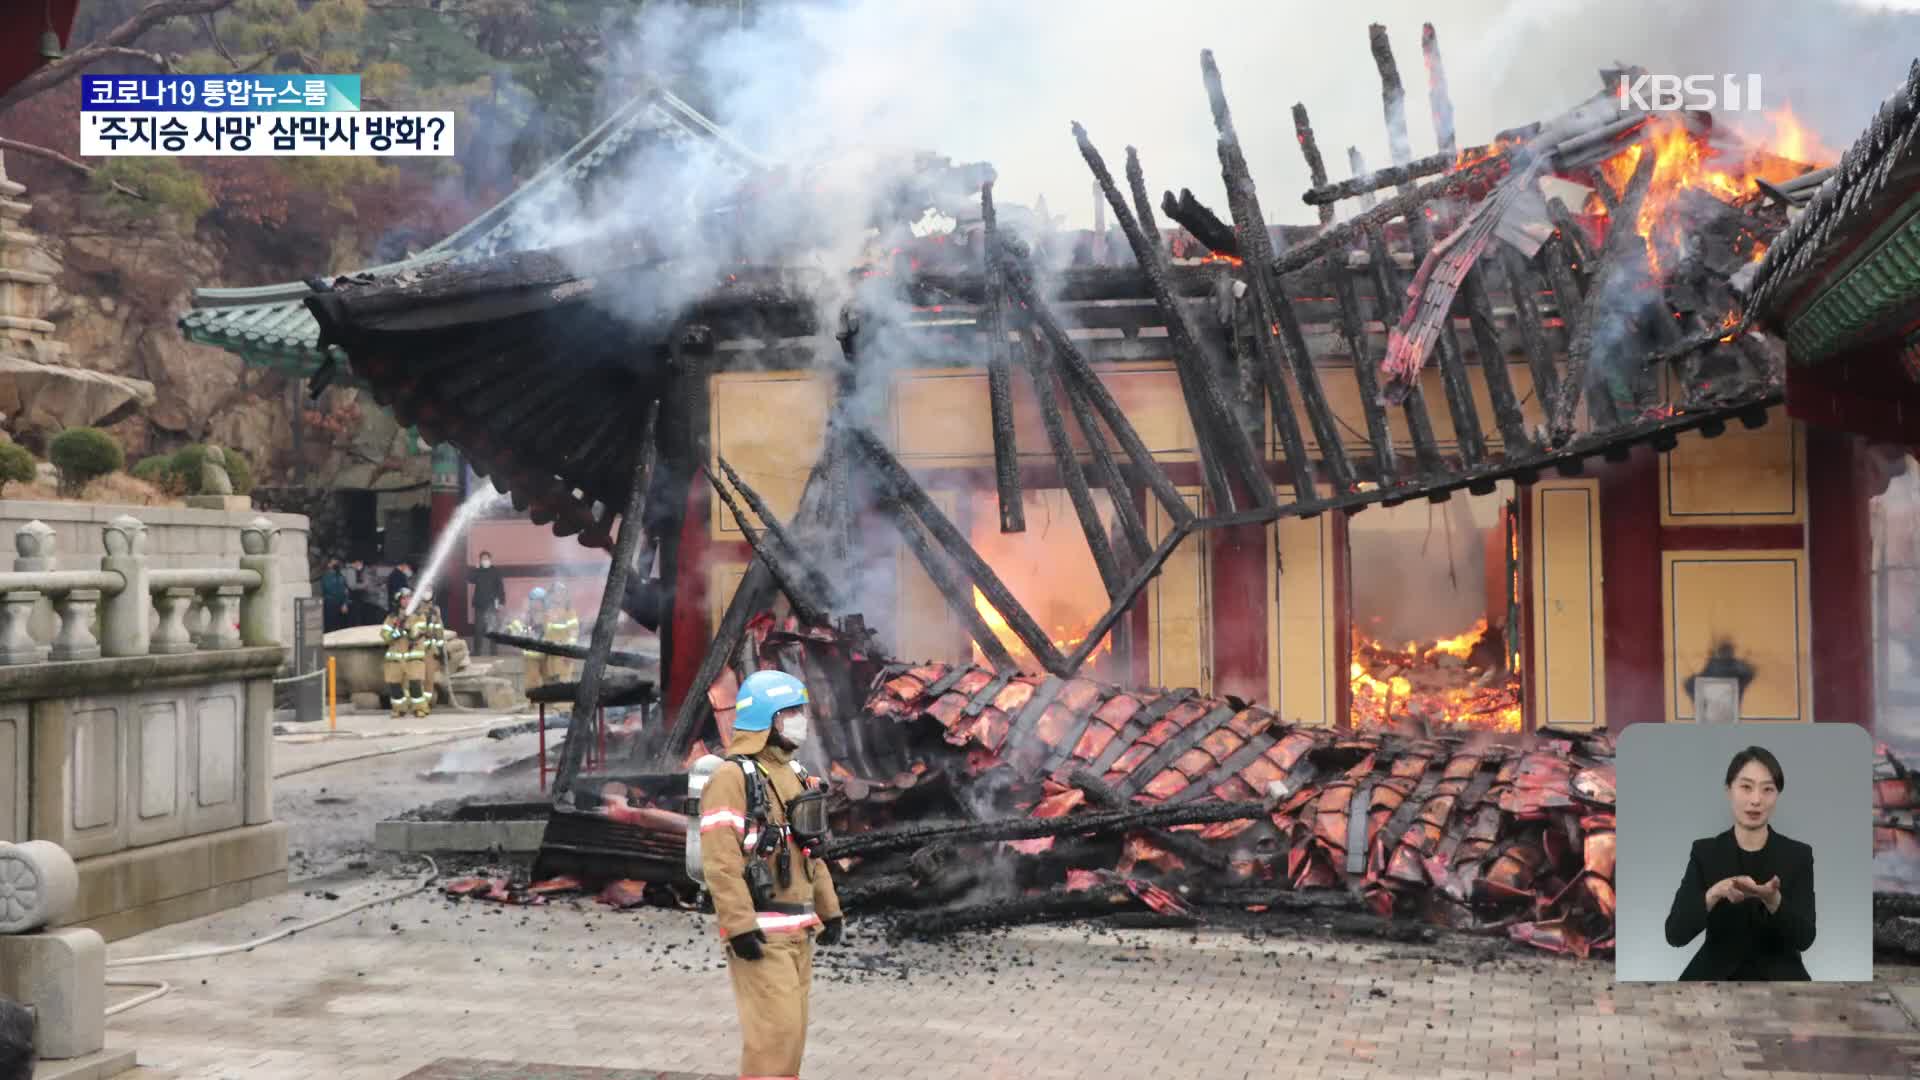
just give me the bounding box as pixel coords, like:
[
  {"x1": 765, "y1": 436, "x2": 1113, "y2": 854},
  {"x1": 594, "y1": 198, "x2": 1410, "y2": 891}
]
[{"x1": 96, "y1": 879, "x2": 1920, "y2": 1079}]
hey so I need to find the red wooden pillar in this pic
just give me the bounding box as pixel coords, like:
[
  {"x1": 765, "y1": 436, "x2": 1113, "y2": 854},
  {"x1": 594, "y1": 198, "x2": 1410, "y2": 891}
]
[
  {"x1": 1598, "y1": 447, "x2": 1665, "y2": 733},
  {"x1": 429, "y1": 443, "x2": 468, "y2": 633},
  {"x1": 1209, "y1": 522, "x2": 1269, "y2": 704},
  {"x1": 1806, "y1": 425, "x2": 1875, "y2": 728}
]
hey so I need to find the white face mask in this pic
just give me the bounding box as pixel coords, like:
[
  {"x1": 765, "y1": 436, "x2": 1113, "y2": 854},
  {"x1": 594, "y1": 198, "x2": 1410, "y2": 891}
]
[
  {"x1": 779, "y1": 711, "x2": 809, "y2": 747},
  {"x1": 480, "y1": 559, "x2": 492, "y2": 569}
]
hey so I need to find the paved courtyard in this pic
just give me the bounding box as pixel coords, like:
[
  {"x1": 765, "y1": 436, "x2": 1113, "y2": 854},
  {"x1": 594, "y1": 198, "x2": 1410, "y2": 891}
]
[
  {"x1": 71, "y1": 717, "x2": 1920, "y2": 1079},
  {"x1": 90, "y1": 871, "x2": 1920, "y2": 1080}
]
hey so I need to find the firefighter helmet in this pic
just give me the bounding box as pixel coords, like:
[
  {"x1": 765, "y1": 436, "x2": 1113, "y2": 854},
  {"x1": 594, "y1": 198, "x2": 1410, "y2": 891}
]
[
  {"x1": 529, "y1": 587, "x2": 548, "y2": 602},
  {"x1": 733, "y1": 670, "x2": 808, "y2": 732}
]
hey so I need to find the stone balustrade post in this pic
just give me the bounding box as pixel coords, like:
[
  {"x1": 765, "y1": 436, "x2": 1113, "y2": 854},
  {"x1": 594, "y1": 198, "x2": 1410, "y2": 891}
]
[
  {"x1": 0, "y1": 590, "x2": 41, "y2": 664},
  {"x1": 239, "y1": 516, "x2": 279, "y2": 647},
  {"x1": 150, "y1": 588, "x2": 196, "y2": 654},
  {"x1": 99, "y1": 515, "x2": 149, "y2": 658},
  {"x1": 13, "y1": 519, "x2": 55, "y2": 648},
  {"x1": 48, "y1": 590, "x2": 101, "y2": 661},
  {"x1": 196, "y1": 586, "x2": 243, "y2": 650}
]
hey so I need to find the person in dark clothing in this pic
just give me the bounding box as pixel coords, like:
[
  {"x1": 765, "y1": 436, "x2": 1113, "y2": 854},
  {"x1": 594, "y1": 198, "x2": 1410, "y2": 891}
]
[
  {"x1": 469, "y1": 550, "x2": 506, "y2": 656},
  {"x1": 387, "y1": 560, "x2": 414, "y2": 611},
  {"x1": 320, "y1": 558, "x2": 350, "y2": 632},
  {"x1": 1664, "y1": 745, "x2": 1816, "y2": 981},
  {"x1": 346, "y1": 558, "x2": 383, "y2": 626},
  {"x1": 0, "y1": 996, "x2": 34, "y2": 1080}
]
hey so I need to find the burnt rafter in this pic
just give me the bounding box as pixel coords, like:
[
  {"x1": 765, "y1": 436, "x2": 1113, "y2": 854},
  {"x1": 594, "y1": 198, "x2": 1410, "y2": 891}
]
[{"x1": 980, "y1": 180, "x2": 1027, "y2": 534}]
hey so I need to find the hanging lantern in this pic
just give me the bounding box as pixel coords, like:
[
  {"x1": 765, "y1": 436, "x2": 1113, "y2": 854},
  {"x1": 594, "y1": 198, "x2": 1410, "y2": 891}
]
[{"x1": 38, "y1": 2, "x2": 62, "y2": 61}]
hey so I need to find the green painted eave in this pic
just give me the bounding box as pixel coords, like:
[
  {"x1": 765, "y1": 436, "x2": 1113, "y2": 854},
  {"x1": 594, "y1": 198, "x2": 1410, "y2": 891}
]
[{"x1": 1784, "y1": 187, "x2": 1920, "y2": 364}]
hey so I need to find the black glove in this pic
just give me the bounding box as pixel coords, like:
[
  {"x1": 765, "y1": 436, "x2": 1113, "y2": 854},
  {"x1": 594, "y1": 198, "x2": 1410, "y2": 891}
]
[
  {"x1": 728, "y1": 929, "x2": 767, "y2": 961},
  {"x1": 816, "y1": 918, "x2": 844, "y2": 946}
]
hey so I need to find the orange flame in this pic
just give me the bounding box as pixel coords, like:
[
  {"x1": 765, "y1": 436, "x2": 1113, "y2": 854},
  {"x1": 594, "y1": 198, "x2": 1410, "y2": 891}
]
[
  {"x1": 1349, "y1": 619, "x2": 1522, "y2": 733},
  {"x1": 971, "y1": 587, "x2": 1112, "y2": 672},
  {"x1": 1594, "y1": 107, "x2": 1834, "y2": 275}
]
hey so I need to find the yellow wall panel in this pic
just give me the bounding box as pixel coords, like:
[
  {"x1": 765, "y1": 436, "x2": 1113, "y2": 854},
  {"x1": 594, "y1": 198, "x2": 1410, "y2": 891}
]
[
  {"x1": 709, "y1": 372, "x2": 832, "y2": 538},
  {"x1": 1531, "y1": 481, "x2": 1605, "y2": 728},
  {"x1": 1660, "y1": 409, "x2": 1804, "y2": 524},
  {"x1": 890, "y1": 363, "x2": 1199, "y2": 465},
  {"x1": 1662, "y1": 552, "x2": 1810, "y2": 723},
  {"x1": 1148, "y1": 489, "x2": 1211, "y2": 693},
  {"x1": 1268, "y1": 508, "x2": 1337, "y2": 726},
  {"x1": 708, "y1": 561, "x2": 749, "y2": 634}
]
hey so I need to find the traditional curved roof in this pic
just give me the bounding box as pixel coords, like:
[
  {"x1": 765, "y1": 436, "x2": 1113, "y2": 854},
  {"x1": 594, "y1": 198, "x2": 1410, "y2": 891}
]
[
  {"x1": 178, "y1": 85, "x2": 764, "y2": 367},
  {"x1": 1746, "y1": 59, "x2": 1920, "y2": 365}
]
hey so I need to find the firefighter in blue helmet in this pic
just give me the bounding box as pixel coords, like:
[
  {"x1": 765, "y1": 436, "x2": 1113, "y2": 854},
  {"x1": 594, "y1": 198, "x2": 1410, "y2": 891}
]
[{"x1": 699, "y1": 669, "x2": 842, "y2": 1080}]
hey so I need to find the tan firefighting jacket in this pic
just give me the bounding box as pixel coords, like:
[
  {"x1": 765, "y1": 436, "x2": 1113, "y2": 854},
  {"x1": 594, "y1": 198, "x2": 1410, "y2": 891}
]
[
  {"x1": 506, "y1": 609, "x2": 547, "y2": 658},
  {"x1": 544, "y1": 605, "x2": 580, "y2": 646},
  {"x1": 698, "y1": 727, "x2": 842, "y2": 941},
  {"x1": 380, "y1": 611, "x2": 431, "y2": 662}
]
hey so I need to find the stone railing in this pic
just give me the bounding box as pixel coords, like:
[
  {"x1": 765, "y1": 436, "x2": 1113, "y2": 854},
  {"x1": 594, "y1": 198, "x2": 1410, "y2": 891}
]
[{"x1": 0, "y1": 514, "x2": 280, "y2": 665}]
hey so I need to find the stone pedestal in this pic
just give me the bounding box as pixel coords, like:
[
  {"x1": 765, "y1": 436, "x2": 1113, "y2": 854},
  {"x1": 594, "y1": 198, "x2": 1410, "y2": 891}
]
[{"x1": 0, "y1": 927, "x2": 105, "y2": 1060}]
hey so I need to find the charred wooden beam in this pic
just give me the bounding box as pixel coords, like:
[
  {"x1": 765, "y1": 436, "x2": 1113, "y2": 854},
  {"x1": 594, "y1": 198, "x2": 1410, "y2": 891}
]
[
  {"x1": 1305, "y1": 153, "x2": 1453, "y2": 207},
  {"x1": 1063, "y1": 519, "x2": 1193, "y2": 674},
  {"x1": 1371, "y1": 24, "x2": 1487, "y2": 469},
  {"x1": 1496, "y1": 242, "x2": 1564, "y2": 423},
  {"x1": 1460, "y1": 264, "x2": 1533, "y2": 451},
  {"x1": 1069, "y1": 768, "x2": 1232, "y2": 872},
  {"x1": 551, "y1": 399, "x2": 658, "y2": 798},
  {"x1": 1552, "y1": 145, "x2": 1656, "y2": 444},
  {"x1": 1124, "y1": 147, "x2": 1165, "y2": 251},
  {"x1": 903, "y1": 884, "x2": 1144, "y2": 939},
  {"x1": 716, "y1": 455, "x2": 838, "y2": 608},
  {"x1": 1160, "y1": 188, "x2": 1240, "y2": 257},
  {"x1": 877, "y1": 494, "x2": 1016, "y2": 673},
  {"x1": 486, "y1": 631, "x2": 656, "y2": 672},
  {"x1": 1060, "y1": 357, "x2": 1153, "y2": 564},
  {"x1": 1271, "y1": 131, "x2": 1513, "y2": 278},
  {"x1": 1000, "y1": 245, "x2": 1196, "y2": 529},
  {"x1": 1203, "y1": 54, "x2": 1350, "y2": 498},
  {"x1": 1330, "y1": 255, "x2": 1399, "y2": 484},
  {"x1": 664, "y1": 449, "x2": 834, "y2": 759},
  {"x1": 1020, "y1": 329, "x2": 1126, "y2": 598},
  {"x1": 853, "y1": 426, "x2": 1068, "y2": 675},
  {"x1": 1075, "y1": 125, "x2": 1272, "y2": 511},
  {"x1": 1291, "y1": 103, "x2": 1337, "y2": 227},
  {"x1": 1364, "y1": 224, "x2": 1446, "y2": 478},
  {"x1": 981, "y1": 182, "x2": 1026, "y2": 534},
  {"x1": 817, "y1": 798, "x2": 1269, "y2": 861},
  {"x1": 1544, "y1": 196, "x2": 1594, "y2": 292},
  {"x1": 704, "y1": 464, "x2": 831, "y2": 625},
  {"x1": 1421, "y1": 23, "x2": 1457, "y2": 158}
]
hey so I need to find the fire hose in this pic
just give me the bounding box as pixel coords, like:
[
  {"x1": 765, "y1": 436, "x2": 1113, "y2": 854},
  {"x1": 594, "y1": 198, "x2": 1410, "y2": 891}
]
[{"x1": 99, "y1": 857, "x2": 440, "y2": 1018}]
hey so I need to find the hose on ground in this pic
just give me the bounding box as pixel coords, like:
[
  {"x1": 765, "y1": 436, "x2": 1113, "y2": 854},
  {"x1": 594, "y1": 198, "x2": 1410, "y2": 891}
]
[
  {"x1": 103, "y1": 978, "x2": 171, "y2": 1017},
  {"x1": 106, "y1": 857, "x2": 439, "y2": 969}
]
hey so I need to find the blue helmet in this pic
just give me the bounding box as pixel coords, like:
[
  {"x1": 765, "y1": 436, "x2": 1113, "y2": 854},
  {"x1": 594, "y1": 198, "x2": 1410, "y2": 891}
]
[
  {"x1": 529, "y1": 587, "x2": 548, "y2": 602},
  {"x1": 734, "y1": 670, "x2": 808, "y2": 732}
]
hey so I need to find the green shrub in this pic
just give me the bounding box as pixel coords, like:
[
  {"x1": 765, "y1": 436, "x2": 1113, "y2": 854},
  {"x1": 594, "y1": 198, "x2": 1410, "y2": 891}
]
[
  {"x1": 167, "y1": 443, "x2": 254, "y2": 495},
  {"x1": 0, "y1": 443, "x2": 36, "y2": 495},
  {"x1": 131, "y1": 454, "x2": 173, "y2": 487},
  {"x1": 48, "y1": 427, "x2": 124, "y2": 494}
]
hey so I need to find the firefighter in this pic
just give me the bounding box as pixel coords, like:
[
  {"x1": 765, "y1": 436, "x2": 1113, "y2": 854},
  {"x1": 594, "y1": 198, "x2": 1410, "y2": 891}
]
[
  {"x1": 379, "y1": 589, "x2": 430, "y2": 719},
  {"x1": 417, "y1": 587, "x2": 446, "y2": 716},
  {"x1": 506, "y1": 587, "x2": 551, "y2": 693},
  {"x1": 699, "y1": 669, "x2": 843, "y2": 1080},
  {"x1": 544, "y1": 583, "x2": 581, "y2": 683}
]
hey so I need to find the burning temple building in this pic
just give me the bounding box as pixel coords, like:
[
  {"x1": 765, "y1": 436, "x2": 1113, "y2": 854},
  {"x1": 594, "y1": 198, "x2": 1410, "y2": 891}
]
[{"x1": 184, "y1": 26, "x2": 1920, "y2": 951}]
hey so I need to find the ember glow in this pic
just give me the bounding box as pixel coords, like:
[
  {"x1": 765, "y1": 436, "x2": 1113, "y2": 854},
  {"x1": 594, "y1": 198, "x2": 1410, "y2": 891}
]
[
  {"x1": 1350, "y1": 618, "x2": 1523, "y2": 732},
  {"x1": 971, "y1": 586, "x2": 1112, "y2": 673}
]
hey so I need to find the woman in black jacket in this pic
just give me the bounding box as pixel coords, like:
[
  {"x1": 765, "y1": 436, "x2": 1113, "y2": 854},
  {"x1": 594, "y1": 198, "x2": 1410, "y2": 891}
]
[{"x1": 1664, "y1": 745, "x2": 1816, "y2": 980}]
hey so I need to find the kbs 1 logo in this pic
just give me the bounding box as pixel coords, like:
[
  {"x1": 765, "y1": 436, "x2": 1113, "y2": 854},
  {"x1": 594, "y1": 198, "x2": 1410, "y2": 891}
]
[{"x1": 1616, "y1": 73, "x2": 1764, "y2": 113}]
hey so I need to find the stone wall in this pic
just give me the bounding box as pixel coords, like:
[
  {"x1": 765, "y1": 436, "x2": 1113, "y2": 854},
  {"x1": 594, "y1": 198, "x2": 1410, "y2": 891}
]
[
  {"x1": 0, "y1": 646, "x2": 287, "y2": 941},
  {"x1": 0, "y1": 499, "x2": 310, "y2": 662}
]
